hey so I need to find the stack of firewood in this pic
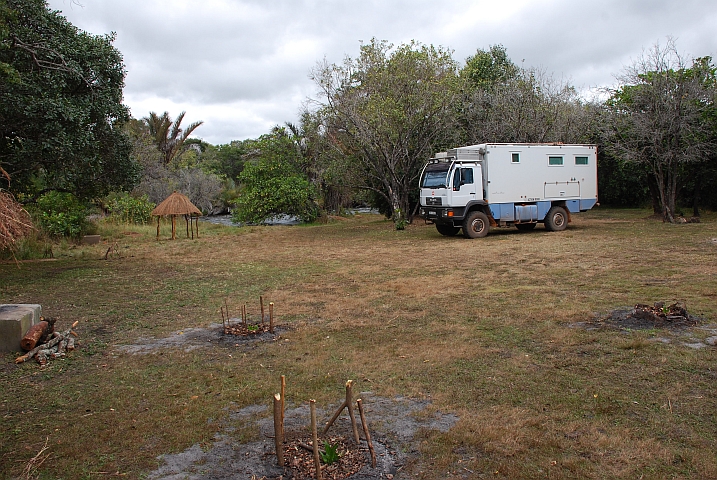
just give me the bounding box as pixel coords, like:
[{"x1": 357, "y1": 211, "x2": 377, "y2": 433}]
[{"x1": 15, "y1": 319, "x2": 78, "y2": 366}]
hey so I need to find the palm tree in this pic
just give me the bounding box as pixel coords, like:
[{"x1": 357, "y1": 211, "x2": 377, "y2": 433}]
[{"x1": 145, "y1": 111, "x2": 203, "y2": 165}]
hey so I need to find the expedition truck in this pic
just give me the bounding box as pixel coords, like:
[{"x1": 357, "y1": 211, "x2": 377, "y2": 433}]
[{"x1": 419, "y1": 143, "x2": 598, "y2": 238}]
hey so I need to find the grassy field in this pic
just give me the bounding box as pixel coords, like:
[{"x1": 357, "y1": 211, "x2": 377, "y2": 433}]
[{"x1": 1, "y1": 209, "x2": 716, "y2": 479}]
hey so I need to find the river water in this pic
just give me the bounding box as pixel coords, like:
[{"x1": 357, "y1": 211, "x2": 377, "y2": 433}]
[{"x1": 199, "y1": 208, "x2": 379, "y2": 227}]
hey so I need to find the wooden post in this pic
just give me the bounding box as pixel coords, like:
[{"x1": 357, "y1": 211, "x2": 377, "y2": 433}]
[
  {"x1": 243, "y1": 303, "x2": 247, "y2": 325},
  {"x1": 185, "y1": 214, "x2": 189, "y2": 238},
  {"x1": 156, "y1": 216, "x2": 160, "y2": 240},
  {"x1": 345, "y1": 380, "x2": 360, "y2": 443},
  {"x1": 273, "y1": 393, "x2": 284, "y2": 467},
  {"x1": 260, "y1": 296, "x2": 265, "y2": 325},
  {"x1": 196, "y1": 215, "x2": 199, "y2": 238},
  {"x1": 221, "y1": 306, "x2": 225, "y2": 329},
  {"x1": 190, "y1": 215, "x2": 194, "y2": 239},
  {"x1": 357, "y1": 399, "x2": 376, "y2": 468},
  {"x1": 280, "y1": 375, "x2": 286, "y2": 441},
  {"x1": 310, "y1": 399, "x2": 323, "y2": 480},
  {"x1": 171, "y1": 215, "x2": 176, "y2": 240},
  {"x1": 322, "y1": 379, "x2": 359, "y2": 440},
  {"x1": 269, "y1": 302, "x2": 274, "y2": 333},
  {"x1": 225, "y1": 299, "x2": 230, "y2": 324}
]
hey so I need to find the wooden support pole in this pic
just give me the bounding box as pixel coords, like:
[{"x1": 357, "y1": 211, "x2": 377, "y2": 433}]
[
  {"x1": 156, "y1": 216, "x2": 160, "y2": 240},
  {"x1": 322, "y1": 379, "x2": 359, "y2": 438},
  {"x1": 310, "y1": 399, "x2": 323, "y2": 480},
  {"x1": 243, "y1": 303, "x2": 247, "y2": 325},
  {"x1": 225, "y1": 299, "x2": 230, "y2": 325},
  {"x1": 220, "y1": 306, "x2": 225, "y2": 329},
  {"x1": 196, "y1": 215, "x2": 199, "y2": 238},
  {"x1": 280, "y1": 375, "x2": 286, "y2": 442},
  {"x1": 357, "y1": 399, "x2": 376, "y2": 468},
  {"x1": 345, "y1": 380, "x2": 360, "y2": 443},
  {"x1": 269, "y1": 302, "x2": 274, "y2": 333},
  {"x1": 171, "y1": 215, "x2": 176, "y2": 240},
  {"x1": 185, "y1": 214, "x2": 189, "y2": 238},
  {"x1": 273, "y1": 393, "x2": 284, "y2": 467},
  {"x1": 260, "y1": 296, "x2": 265, "y2": 325}
]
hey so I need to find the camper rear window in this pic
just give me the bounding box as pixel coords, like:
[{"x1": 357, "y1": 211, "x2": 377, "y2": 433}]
[
  {"x1": 548, "y1": 156, "x2": 564, "y2": 166},
  {"x1": 575, "y1": 156, "x2": 589, "y2": 165}
]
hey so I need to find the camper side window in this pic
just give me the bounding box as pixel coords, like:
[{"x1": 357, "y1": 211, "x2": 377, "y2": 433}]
[
  {"x1": 575, "y1": 156, "x2": 589, "y2": 165},
  {"x1": 548, "y1": 156, "x2": 564, "y2": 166},
  {"x1": 511, "y1": 153, "x2": 520, "y2": 163}
]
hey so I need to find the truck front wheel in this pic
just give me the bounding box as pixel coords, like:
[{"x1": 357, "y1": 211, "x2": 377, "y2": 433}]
[
  {"x1": 545, "y1": 206, "x2": 568, "y2": 231},
  {"x1": 436, "y1": 224, "x2": 460, "y2": 236},
  {"x1": 463, "y1": 211, "x2": 490, "y2": 238}
]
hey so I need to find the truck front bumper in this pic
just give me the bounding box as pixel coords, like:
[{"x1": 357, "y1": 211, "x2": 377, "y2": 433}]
[{"x1": 420, "y1": 206, "x2": 465, "y2": 225}]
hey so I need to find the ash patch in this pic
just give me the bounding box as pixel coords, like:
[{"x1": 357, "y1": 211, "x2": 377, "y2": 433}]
[
  {"x1": 589, "y1": 303, "x2": 701, "y2": 331},
  {"x1": 147, "y1": 393, "x2": 458, "y2": 479},
  {"x1": 116, "y1": 323, "x2": 285, "y2": 354}
]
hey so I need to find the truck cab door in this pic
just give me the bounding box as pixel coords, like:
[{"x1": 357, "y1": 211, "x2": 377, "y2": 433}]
[{"x1": 450, "y1": 166, "x2": 479, "y2": 207}]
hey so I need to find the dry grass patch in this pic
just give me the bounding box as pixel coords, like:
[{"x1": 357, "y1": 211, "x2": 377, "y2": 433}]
[{"x1": 1, "y1": 210, "x2": 716, "y2": 479}]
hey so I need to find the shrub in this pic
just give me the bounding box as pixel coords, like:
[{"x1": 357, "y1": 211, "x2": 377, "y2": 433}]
[
  {"x1": 106, "y1": 193, "x2": 155, "y2": 224},
  {"x1": 34, "y1": 191, "x2": 90, "y2": 238}
]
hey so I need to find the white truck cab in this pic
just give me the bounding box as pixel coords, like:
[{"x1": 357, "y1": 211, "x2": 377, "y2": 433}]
[{"x1": 419, "y1": 143, "x2": 598, "y2": 238}]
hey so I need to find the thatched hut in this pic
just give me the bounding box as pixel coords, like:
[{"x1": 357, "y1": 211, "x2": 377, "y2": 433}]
[{"x1": 151, "y1": 192, "x2": 202, "y2": 240}]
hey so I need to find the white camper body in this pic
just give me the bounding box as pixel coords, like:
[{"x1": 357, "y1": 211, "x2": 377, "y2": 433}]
[{"x1": 419, "y1": 143, "x2": 598, "y2": 238}]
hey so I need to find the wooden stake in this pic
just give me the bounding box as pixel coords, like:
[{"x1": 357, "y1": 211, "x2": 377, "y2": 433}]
[
  {"x1": 171, "y1": 215, "x2": 176, "y2": 240},
  {"x1": 269, "y1": 302, "x2": 274, "y2": 333},
  {"x1": 220, "y1": 306, "x2": 225, "y2": 329},
  {"x1": 243, "y1": 303, "x2": 247, "y2": 325},
  {"x1": 260, "y1": 296, "x2": 265, "y2": 325},
  {"x1": 273, "y1": 393, "x2": 284, "y2": 467},
  {"x1": 357, "y1": 399, "x2": 376, "y2": 468},
  {"x1": 322, "y1": 379, "x2": 359, "y2": 442},
  {"x1": 156, "y1": 216, "x2": 160, "y2": 240},
  {"x1": 310, "y1": 399, "x2": 323, "y2": 480},
  {"x1": 225, "y1": 299, "x2": 230, "y2": 324},
  {"x1": 185, "y1": 214, "x2": 189, "y2": 238},
  {"x1": 280, "y1": 375, "x2": 286, "y2": 442},
  {"x1": 345, "y1": 380, "x2": 360, "y2": 443}
]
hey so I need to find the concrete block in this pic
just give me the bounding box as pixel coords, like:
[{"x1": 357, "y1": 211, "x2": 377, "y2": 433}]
[{"x1": 0, "y1": 304, "x2": 42, "y2": 353}]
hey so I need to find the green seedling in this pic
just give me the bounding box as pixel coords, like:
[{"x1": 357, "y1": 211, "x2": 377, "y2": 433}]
[{"x1": 320, "y1": 441, "x2": 340, "y2": 465}]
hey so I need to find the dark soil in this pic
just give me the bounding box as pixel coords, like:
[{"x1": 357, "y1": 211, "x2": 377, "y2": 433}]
[{"x1": 587, "y1": 302, "x2": 700, "y2": 331}]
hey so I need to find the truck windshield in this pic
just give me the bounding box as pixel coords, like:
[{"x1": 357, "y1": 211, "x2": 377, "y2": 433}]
[{"x1": 422, "y1": 165, "x2": 450, "y2": 188}]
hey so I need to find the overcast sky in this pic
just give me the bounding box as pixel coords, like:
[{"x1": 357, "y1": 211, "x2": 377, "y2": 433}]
[{"x1": 48, "y1": 0, "x2": 717, "y2": 145}]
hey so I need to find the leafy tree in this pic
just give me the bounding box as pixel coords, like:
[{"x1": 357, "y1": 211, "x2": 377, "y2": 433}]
[
  {"x1": 144, "y1": 111, "x2": 203, "y2": 165},
  {"x1": 600, "y1": 40, "x2": 717, "y2": 222},
  {"x1": 0, "y1": 0, "x2": 138, "y2": 199},
  {"x1": 232, "y1": 128, "x2": 319, "y2": 224},
  {"x1": 461, "y1": 44, "x2": 519, "y2": 91},
  {"x1": 310, "y1": 39, "x2": 460, "y2": 228},
  {"x1": 459, "y1": 45, "x2": 595, "y2": 145}
]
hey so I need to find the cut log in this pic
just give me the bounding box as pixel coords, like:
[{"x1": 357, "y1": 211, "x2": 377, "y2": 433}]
[{"x1": 21, "y1": 321, "x2": 51, "y2": 351}]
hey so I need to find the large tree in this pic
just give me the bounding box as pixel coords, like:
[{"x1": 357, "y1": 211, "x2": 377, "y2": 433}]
[
  {"x1": 0, "y1": 0, "x2": 138, "y2": 199},
  {"x1": 310, "y1": 39, "x2": 460, "y2": 228},
  {"x1": 601, "y1": 40, "x2": 717, "y2": 222}
]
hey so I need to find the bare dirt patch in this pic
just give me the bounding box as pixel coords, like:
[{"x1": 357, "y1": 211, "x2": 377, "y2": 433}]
[
  {"x1": 147, "y1": 393, "x2": 458, "y2": 479},
  {"x1": 115, "y1": 323, "x2": 286, "y2": 354}
]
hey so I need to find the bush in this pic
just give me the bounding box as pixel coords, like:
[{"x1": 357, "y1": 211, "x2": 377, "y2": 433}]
[
  {"x1": 106, "y1": 193, "x2": 155, "y2": 224},
  {"x1": 34, "y1": 192, "x2": 90, "y2": 238}
]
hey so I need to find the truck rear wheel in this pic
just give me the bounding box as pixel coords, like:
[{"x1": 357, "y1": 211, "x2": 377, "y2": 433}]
[
  {"x1": 436, "y1": 224, "x2": 460, "y2": 236},
  {"x1": 545, "y1": 206, "x2": 568, "y2": 231},
  {"x1": 463, "y1": 211, "x2": 490, "y2": 238}
]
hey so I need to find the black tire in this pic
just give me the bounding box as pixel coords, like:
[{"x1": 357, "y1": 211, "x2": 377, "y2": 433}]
[
  {"x1": 463, "y1": 211, "x2": 490, "y2": 238},
  {"x1": 436, "y1": 224, "x2": 460, "y2": 236},
  {"x1": 516, "y1": 223, "x2": 537, "y2": 231},
  {"x1": 544, "y1": 206, "x2": 568, "y2": 231}
]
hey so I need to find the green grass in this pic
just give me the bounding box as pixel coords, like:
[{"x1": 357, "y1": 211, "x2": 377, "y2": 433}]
[{"x1": 1, "y1": 210, "x2": 716, "y2": 479}]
